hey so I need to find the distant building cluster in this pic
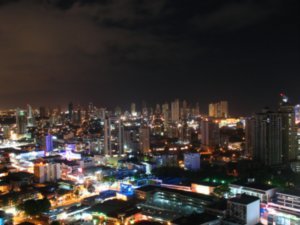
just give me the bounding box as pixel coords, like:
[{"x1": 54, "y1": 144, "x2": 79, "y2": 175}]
[{"x1": 0, "y1": 95, "x2": 299, "y2": 225}]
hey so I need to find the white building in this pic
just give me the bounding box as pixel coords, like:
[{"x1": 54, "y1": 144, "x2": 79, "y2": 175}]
[
  {"x1": 34, "y1": 162, "x2": 61, "y2": 183},
  {"x1": 229, "y1": 181, "x2": 277, "y2": 203},
  {"x1": 227, "y1": 195, "x2": 260, "y2": 225},
  {"x1": 184, "y1": 153, "x2": 200, "y2": 171}
]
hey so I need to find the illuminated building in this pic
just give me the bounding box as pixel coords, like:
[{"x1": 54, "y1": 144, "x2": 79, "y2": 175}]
[
  {"x1": 136, "y1": 185, "x2": 218, "y2": 221},
  {"x1": 68, "y1": 102, "x2": 73, "y2": 120},
  {"x1": 171, "y1": 99, "x2": 180, "y2": 122},
  {"x1": 267, "y1": 190, "x2": 300, "y2": 224},
  {"x1": 209, "y1": 101, "x2": 228, "y2": 118},
  {"x1": 278, "y1": 94, "x2": 298, "y2": 163},
  {"x1": 34, "y1": 162, "x2": 61, "y2": 183},
  {"x1": 104, "y1": 116, "x2": 111, "y2": 156},
  {"x1": 253, "y1": 109, "x2": 283, "y2": 166},
  {"x1": 229, "y1": 181, "x2": 277, "y2": 203},
  {"x1": 16, "y1": 108, "x2": 27, "y2": 134},
  {"x1": 131, "y1": 102, "x2": 137, "y2": 116},
  {"x1": 162, "y1": 103, "x2": 169, "y2": 128},
  {"x1": 184, "y1": 153, "x2": 200, "y2": 171},
  {"x1": 45, "y1": 134, "x2": 54, "y2": 152},
  {"x1": 27, "y1": 104, "x2": 35, "y2": 127},
  {"x1": 201, "y1": 118, "x2": 220, "y2": 151},
  {"x1": 139, "y1": 125, "x2": 150, "y2": 154},
  {"x1": 226, "y1": 195, "x2": 260, "y2": 225}
]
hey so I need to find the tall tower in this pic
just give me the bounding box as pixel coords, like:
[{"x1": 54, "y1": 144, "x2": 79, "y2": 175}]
[
  {"x1": 104, "y1": 117, "x2": 112, "y2": 156},
  {"x1": 139, "y1": 125, "x2": 150, "y2": 154},
  {"x1": 16, "y1": 108, "x2": 27, "y2": 134},
  {"x1": 171, "y1": 99, "x2": 180, "y2": 122},
  {"x1": 68, "y1": 102, "x2": 73, "y2": 121},
  {"x1": 278, "y1": 94, "x2": 298, "y2": 162},
  {"x1": 254, "y1": 109, "x2": 283, "y2": 166},
  {"x1": 27, "y1": 104, "x2": 35, "y2": 127}
]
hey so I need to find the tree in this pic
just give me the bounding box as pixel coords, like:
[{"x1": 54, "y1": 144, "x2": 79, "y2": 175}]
[
  {"x1": 213, "y1": 184, "x2": 231, "y2": 198},
  {"x1": 21, "y1": 198, "x2": 51, "y2": 216}
]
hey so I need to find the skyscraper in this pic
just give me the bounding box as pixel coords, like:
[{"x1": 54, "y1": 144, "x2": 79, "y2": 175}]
[
  {"x1": 278, "y1": 94, "x2": 298, "y2": 162},
  {"x1": 27, "y1": 104, "x2": 35, "y2": 127},
  {"x1": 171, "y1": 99, "x2": 180, "y2": 122},
  {"x1": 68, "y1": 102, "x2": 73, "y2": 120},
  {"x1": 45, "y1": 134, "x2": 54, "y2": 152},
  {"x1": 253, "y1": 109, "x2": 283, "y2": 166},
  {"x1": 139, "y1": 125, "x2": 150, "y2": 154},
  {"x1": 201, "y1": 118, "x2": 220, "y2": 151},
  {"x1": 209, "y1": 101, "x2": 228, "y2": 118},
  {"x1": 16, "y1": 108, "x2": 27, "y2": 134}
]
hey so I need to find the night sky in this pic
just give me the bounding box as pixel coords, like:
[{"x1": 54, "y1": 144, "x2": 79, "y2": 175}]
[{"x1": 0, "y1": 0, "x2": 299, "y2": 115}]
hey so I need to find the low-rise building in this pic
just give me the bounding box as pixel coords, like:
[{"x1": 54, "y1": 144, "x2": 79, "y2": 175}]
[
  {"x1": 229, "y1": 181, "x2": 276, "y2": 203},
  {"x1": 226, "y1": 195, "x2": 260, "y2": 225}
]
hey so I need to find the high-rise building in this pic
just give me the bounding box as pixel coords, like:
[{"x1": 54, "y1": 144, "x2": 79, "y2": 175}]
[
  {"x1": 162, "y1": 103, "x2": 169, "y2": 129},
  {"x1": 201, "y1": 118, "x2": 220, "y2": 151},
  {"x1": 45, "y1": 134, "x2": 54, "y2": 152},
  {"x1": 39, "y1": 106, "x2": 47, "y2": 118},
  {"x1": 104, "y1": 117, "x2": 111, "y2": 156},
  {"x1": 16, "y1": 108, "x2": 27, "y2": 134},
  {"x1": 171, "y1": 99, "x2": 180, "y2": 122},
  {"x1": 131, "y1": 103, "x2": 137, "y2": 116},
  {"x1": 295, "y1": 104, "x2": 300, "y2": 124},
  {"x1": 27, "y1": 104, "x2": 35, "y2": 127},
  {"x1": 209, "y1": 101, "x2": 228, "y2": 118},
  {"x1": 139, "y1": 125, "x2": 150, "y2": 154},
  {"x1": 278, "y1": 94, "x2": 298, "y2": 162},
  {"x1": 68, "y1": 102, "x2": 73, "y2": 120},
  {"x1": 253, "y1": 109, "x2": 283, "y2": 166},
  {"x1": 34, "y1": 161, "x2": 61, "y2": 183}
]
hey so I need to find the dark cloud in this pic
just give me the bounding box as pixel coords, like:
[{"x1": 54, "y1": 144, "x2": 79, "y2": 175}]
[{"x1": 0, "y1": 0, "x2": 299, "y2": 115}]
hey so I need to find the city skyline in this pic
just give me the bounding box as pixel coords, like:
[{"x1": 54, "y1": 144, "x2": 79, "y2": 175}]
[{"x1": 0, "y1": 0, "x2": 298, "y2": 115}]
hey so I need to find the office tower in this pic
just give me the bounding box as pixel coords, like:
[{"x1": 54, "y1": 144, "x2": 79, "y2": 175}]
[
  {"x1": 34, "y1": 162, "x2": 61, "y2": 183},
  {"x1": 254, "y1": 109, "x2": 283, "y2": 166},
  {"x1": 171, "y1": 99, "x2": 180, "y2": 122},
  {"x1": 278, "y1": 94, "x2": 298, "y2": 162},
  {"x1": 184, "y1": 153, "x2": 201, "y2": 171},
  {"x1": 139, "y1": 125, "x2": 150, "y2": 154},
  {"x1": 201, "y1": 118, "x2": 220, "y2": 151},
  {"x1": 27, "y1": 104, "x2": 34, "y2": 127},
  {"x1": 209, "y1": 101, "x2": 228, "y2": 118},
  {"x1": 131, "y1": 103, "x2": 137, "y2": 116},
  {"x1": 16, "y1": 108, "x2": 27, "y2": 134},
  {"x1": 68, "y1": 102, "x2": 73, "y2": 120},
  {"x1": 45, "y1": 134, "x2": 54, "y2": 152}
]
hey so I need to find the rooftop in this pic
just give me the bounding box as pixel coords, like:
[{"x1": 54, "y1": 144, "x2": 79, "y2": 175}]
[
  {"x1": 172, "y1": 213, "x2": 219, "y2": 225},
  {"x1": 230, "y1": 181, "x2": 276, "y2": 191},
  {"x1": 229, "y1": 194, "x2": 260, "y2": 205}
]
